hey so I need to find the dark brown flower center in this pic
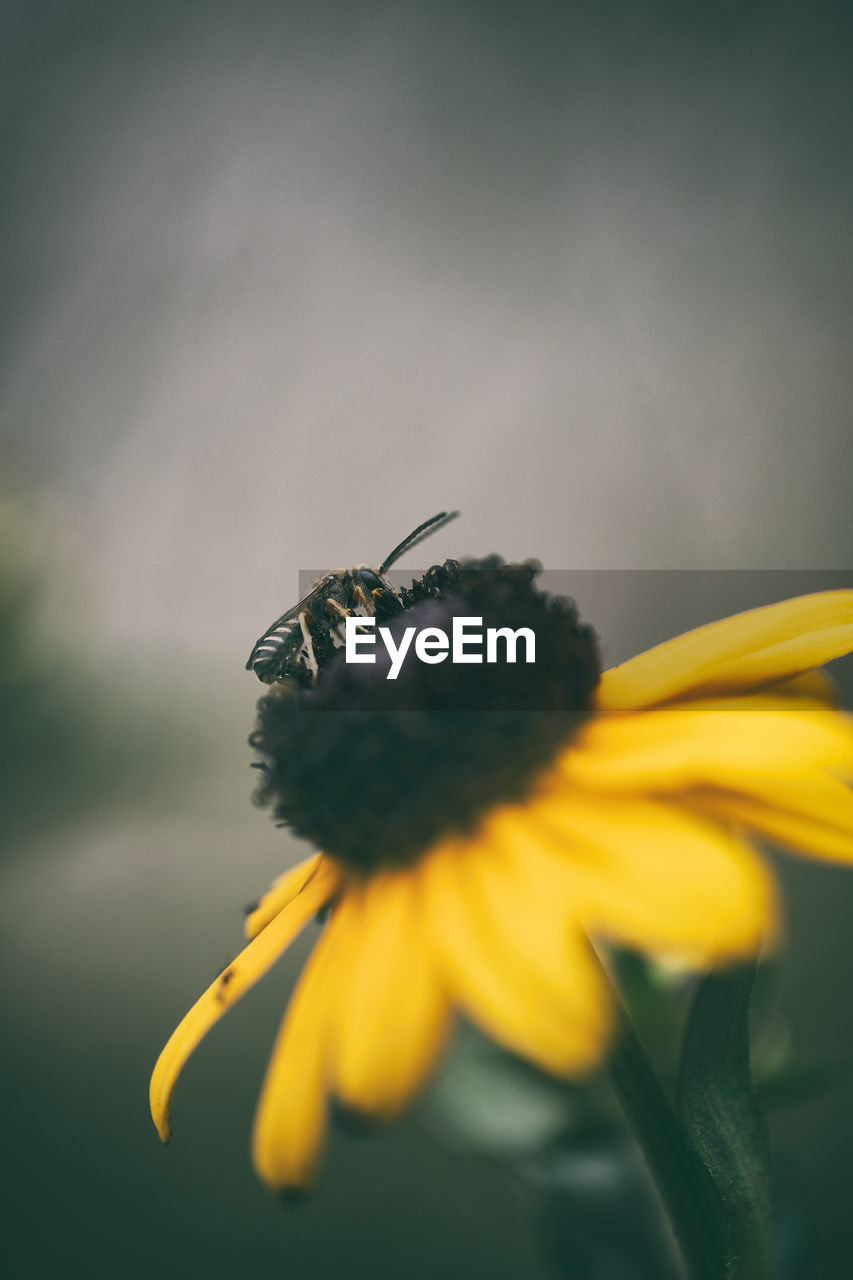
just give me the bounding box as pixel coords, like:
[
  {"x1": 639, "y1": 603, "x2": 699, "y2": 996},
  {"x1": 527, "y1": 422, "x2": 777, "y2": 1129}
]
[{"x1": 249, "y1": 559, "x2": 600, "y2": 870}]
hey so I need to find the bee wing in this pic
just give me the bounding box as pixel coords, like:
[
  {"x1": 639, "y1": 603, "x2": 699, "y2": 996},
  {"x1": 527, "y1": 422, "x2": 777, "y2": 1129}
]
[{"x1": 245, "y1": 586, "x2": 321, "y2": 669}]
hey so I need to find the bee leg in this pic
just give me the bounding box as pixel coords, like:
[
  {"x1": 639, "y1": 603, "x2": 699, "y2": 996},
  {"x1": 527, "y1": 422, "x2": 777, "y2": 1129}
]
[
  {"x1": 327, "y1": 597, "x2": 355, "y2": 649},
  {"x1": 352, "y1": 584, "x2": 373, "y2": 612},
  {"x1": 298, "y1": 610, "x2": 320, "y2": 681}
]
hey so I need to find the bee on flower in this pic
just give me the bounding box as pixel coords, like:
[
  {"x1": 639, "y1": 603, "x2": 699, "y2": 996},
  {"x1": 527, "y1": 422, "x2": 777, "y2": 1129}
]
[{"x1": 150, "y1": 520, "x2": 853, "y2": 1196}]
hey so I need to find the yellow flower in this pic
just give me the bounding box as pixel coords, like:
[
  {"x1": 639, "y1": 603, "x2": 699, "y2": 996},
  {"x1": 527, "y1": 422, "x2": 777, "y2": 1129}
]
[{"x1": 150, "y1": 587, "x2": 853, "y2": 1194}]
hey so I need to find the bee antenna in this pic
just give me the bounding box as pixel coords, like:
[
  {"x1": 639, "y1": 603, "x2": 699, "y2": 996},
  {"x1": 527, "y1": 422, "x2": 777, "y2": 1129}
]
[{"x1": 379, "y1": 511, "x2": 460, "y2": 574}]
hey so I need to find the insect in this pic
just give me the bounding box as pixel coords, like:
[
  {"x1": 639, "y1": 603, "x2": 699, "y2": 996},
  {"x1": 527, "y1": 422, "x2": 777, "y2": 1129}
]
[{"x1": 245, "y1": 511, "x2": 462, "y2": 685}]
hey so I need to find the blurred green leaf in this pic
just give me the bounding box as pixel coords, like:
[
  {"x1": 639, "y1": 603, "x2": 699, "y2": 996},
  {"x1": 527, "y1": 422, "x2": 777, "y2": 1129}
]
[
  {"x1": 427, "y1": 1024, "x2": 582, "y2": 1159},
  {"x1": 534, "y1": 1139, "x2": 681, "y2": 1280}
]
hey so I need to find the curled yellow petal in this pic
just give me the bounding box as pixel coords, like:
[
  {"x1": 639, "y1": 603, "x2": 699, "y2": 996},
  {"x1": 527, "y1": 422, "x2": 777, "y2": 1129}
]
[
  {"x1": 245, "y1": 852, "x2": 325, "y2": 940},
  {"x1": 150, "y1": 858, "x2": 340, "y2": 1143},
  {"x1": 251, "y1": 900, "x2": 348, "y2": 1192},
  {"x1": 597, "y1": 590, "x2": 853, "y2": 712},
  {"x1": 331, "y1": 873, "x2": 450, "y2": 1118}
]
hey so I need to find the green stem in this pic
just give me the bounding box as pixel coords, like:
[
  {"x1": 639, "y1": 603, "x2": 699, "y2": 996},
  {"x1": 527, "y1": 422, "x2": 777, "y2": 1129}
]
[
  {"x1": 677, "y1": 966, "x2": 772, "y2": 1280},
  {"x1": 605, "y1": 988, "x2": 728, "y2": 1280}
]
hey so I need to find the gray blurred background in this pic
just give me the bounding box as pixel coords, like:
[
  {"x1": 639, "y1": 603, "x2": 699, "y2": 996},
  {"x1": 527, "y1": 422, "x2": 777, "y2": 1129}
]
[{"x1": 2, "y1": 2, "x2": 852, "y2": 1276}]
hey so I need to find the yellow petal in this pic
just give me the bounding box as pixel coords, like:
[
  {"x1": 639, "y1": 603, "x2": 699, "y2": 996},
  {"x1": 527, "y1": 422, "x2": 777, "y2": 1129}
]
[
  {"x1": 693, "y1": 772, "x2": 853, "y2": 865},
  {"x1": 530, "y1": 793, "x2": 778, "y2": 964},
  {"x1": 331, "y1": 873, "x2": 450, "y2": 1118},
  {"x1": 474, "y1": 818, "x2": 613, "y2": 1054},
  {"x1": 420, "y1": 836, "x2": 610, "y2": 1077},
  {"x1": 559, "y1": 702, "x2": 853, "y2": 793},
  {"x1": 597, "y1": 590, "x2": 853, "y2": 712},
  {"x1": 245, "y1": 852, "x2": 325, "y2": 940},
  {"x1": 769, "y1": 669, "x2": 838, "y2": 703},
  {"x1": 251, "y1": 906, "x2": 345, "y2": 1192},
  {"x1": 150, "y1": 858, "x2": 340, "y2": 1143}
]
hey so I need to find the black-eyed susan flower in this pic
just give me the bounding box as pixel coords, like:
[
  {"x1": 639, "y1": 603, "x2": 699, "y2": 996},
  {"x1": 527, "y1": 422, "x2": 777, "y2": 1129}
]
[{"x1": 150, "y1": 565, "x2": 853, "y2": 1195}]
